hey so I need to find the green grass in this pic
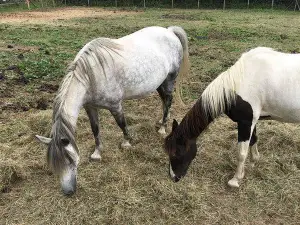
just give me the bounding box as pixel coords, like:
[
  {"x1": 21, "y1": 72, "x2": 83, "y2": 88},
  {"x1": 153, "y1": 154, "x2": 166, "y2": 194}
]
[{"x1": 1, "y1": 6, "x2": 300, "y2": 225}]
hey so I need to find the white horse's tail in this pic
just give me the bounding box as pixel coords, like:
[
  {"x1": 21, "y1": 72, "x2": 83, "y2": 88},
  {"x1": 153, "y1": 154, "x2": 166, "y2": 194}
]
[
  {"x1": 201, "y1": 54, "x2": 245, "y2": 119},
  {"x1": 168, "y1": 26, "x2": 190, "y2": 105}
]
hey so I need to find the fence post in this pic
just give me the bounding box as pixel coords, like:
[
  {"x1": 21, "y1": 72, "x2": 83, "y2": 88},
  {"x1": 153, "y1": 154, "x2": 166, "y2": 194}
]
[
  {"x1": 271, "y1": 0, "x2": 274, "y2": 9},
  {"x1": 198, "y1": 0, "x2": 199, "y2": 8},
  {"x1": 144, "y1": 0, "x2": 145, "y2": 8},
  {"x1": 25, "y1": 0, "x2": 30, "y2": 9},
  {"x1": 171, "y1": 0, "x2": 173, "y2": 8},
  {"x1": 223, "y1": 0, "x2": 225, "y2": 9}
]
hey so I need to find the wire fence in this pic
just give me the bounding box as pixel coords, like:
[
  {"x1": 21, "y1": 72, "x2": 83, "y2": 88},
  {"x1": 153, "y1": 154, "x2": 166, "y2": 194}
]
[
  {"x1": 64, "y1": 0, "x2": 300, "y2": 9},
  {"x1": 0, "y1": 0, "x2": 299, "y2": 10}
]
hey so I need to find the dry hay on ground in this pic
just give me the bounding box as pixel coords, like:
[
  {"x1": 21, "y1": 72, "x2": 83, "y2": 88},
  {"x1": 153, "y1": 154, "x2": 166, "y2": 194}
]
[{"x1": 1, "y1": 94, "x2": 300, "y2": 224}]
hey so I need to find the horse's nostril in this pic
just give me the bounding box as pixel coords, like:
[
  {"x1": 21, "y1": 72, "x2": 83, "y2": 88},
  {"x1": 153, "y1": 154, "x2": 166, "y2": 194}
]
[
  {"x1": 63, "y1": 189, "x2": 75, "y2": 196},
  {"x1": 62, "y1": 184, "x2": 76, "y2": 196},
  {"x1": 174, "y1": 176, "x2": 181, "y2": 182}
]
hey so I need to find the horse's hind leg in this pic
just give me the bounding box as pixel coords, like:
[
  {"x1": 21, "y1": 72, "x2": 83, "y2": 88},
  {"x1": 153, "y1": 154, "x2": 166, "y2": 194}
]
[
  {"x1": 85, "y1": 106, "x2": 103, "y2": 161},
  {"x1": 157, "y1": 76, "x2": 175, "y2": 135},
  {"x1": 110, "y1": 103, "x2": 131, "y2": 149},
  {"x1": 249, "y1": 126, "x2": 260, "y2": 167}
]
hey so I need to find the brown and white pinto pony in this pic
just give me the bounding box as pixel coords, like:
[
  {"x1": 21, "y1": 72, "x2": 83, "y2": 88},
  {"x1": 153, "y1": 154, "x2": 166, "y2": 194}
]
[{"x1": 165, "y1": 47, "x2": 300, "y2": 188}]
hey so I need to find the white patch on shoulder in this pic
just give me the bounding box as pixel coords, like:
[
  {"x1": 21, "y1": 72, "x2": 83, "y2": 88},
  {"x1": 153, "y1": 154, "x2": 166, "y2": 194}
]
[
  {"x1": 169, "y1": 164, "x2": 176, "y2": 179},
  {"x1": 65, "y1": 144, "x2": 80, "y2": 165}
]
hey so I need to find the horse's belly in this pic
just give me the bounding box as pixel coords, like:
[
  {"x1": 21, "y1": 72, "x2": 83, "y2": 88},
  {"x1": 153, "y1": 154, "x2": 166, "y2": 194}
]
[
  {"x1": 257, "y1": 75, "x2": 300, "y2": 123},
  {"x1": 123, "y1": 80, "x2": 164, "y2": 99},
  {"x1": 121, "y1": 63, "x2": 171, "y2": 99},
  {"x1": 262, "y1": 98, "x2": 300, "y2": 123}
]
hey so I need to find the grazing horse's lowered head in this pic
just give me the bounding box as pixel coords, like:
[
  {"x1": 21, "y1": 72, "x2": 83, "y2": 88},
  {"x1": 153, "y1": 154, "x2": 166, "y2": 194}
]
[
  {"x1": 35, "y1": 133, "x2": 79, "y2": 195},
  {"x1": 165, "y1": 120, "x2": 198, "y2": 182},
  {"x1": 36, "y1": 90, "x2": 81, "y2": 195},
  {"x1": 164, "y1": 95, "x2": 212, "y2": 182},
  {"x1": 36, "y1": 26, "x2": 189, "y2": 195}
]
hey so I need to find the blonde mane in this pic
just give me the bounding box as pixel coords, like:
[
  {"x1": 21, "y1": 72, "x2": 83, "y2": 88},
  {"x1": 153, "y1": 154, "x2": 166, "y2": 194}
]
[{"x1": 201, "y1": 53, "x2": 245, "y2": 119}]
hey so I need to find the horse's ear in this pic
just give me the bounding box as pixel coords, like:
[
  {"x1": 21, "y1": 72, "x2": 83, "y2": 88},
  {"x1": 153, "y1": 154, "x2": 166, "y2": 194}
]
[
  {"x1": 61, "y1": 138, "x2": 70, "y2": 146},
  {"x1": 35, "y1": 135, "x2": 51, "y2": 145},
  {"x1": 172, "y1": 119, "x2": 179, "y2": 131}
]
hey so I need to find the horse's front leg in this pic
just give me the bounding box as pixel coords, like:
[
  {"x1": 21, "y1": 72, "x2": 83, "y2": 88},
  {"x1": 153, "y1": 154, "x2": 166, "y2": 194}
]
[
  {"x1": 85, "y1": 106, "x2": 103, "y2": 161},
  {"x1": 110, "y1": 103, "x2": 131, "y2": 149},
  {"x1": 228, "y1": 120, "x2": 257, "y2": 188}
]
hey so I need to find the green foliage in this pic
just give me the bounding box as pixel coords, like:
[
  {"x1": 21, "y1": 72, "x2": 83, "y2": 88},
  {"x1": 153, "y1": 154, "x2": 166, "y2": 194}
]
[{"x1": 19, "y1": 56, "x2": 60, "y2": 79}]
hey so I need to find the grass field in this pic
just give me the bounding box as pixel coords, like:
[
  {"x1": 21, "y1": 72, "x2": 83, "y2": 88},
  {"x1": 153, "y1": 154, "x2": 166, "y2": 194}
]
[{"x1": 1, "y1": 6, "x2": 300, "y2": 225}]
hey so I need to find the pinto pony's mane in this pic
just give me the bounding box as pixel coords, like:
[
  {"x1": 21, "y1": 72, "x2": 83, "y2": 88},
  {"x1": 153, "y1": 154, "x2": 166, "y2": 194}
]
[
  {"x1": 165, "y1": 47, "x2": 266, "y2": 156},
  {"x1": 201, "y1": 54, "x2": 245, "y2": 119},
  {"x1": 48, "y1": 38, "x2": 122, "y2": 174}
]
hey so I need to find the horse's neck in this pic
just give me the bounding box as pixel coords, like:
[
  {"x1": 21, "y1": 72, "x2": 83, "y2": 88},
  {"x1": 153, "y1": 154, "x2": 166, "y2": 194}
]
[
  {"x1": 176, "y1": 98, "x2": 213, "y2": 140},
  {"x1": 56, "y1": 78, "x2": 87, "y2": 128}
]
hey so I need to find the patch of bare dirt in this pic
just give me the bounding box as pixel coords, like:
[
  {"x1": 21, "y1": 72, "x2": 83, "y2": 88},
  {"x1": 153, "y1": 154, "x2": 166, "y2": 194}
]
[
  {"x1": 0, "y1": 44, "x2": 39, "y2": 53},
  {"x1": 0, "y1": 7, "x2": 141, "y2": 24}
]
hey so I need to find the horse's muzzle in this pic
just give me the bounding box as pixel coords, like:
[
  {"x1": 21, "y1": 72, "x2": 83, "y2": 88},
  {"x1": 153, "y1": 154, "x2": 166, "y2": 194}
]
[
  {"x1": 173, "y1": 176, "x2": 181, "y2": 182},
  {"x1": 60, "y1": 170, "x2": 77, "y2": 196},
  {"x1": 62, "y1": 180, "x2": 76, "y2": 196},
  {"x1": 169, "y1": 163, "x2": 182, "y2": 182}
]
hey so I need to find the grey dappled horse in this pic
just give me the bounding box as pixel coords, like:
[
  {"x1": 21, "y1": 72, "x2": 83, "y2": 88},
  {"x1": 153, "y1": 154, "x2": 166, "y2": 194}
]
[{"x1": 36, "y1": 26, "x2": 189, "y2": 195}]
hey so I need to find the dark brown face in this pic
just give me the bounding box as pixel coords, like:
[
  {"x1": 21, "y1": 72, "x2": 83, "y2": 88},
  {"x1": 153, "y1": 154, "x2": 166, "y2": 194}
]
[{"x1": 165, "y1": 120, "x2": 198, "y2": 182}]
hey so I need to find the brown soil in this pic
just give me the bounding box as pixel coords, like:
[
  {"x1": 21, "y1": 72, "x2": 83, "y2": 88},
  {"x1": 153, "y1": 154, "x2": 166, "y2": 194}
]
[{"x1": 0, "y1": 7, "x2": 140, "y2": 24}]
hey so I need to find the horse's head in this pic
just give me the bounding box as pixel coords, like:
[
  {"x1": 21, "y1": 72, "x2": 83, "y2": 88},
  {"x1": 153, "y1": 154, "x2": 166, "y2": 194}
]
[
  {"x1": 36, "y1": 134, "x2": 79, "y2": 196},
  {"x1": 164, "y1": 120, "x2": 197, "y2": 182}
]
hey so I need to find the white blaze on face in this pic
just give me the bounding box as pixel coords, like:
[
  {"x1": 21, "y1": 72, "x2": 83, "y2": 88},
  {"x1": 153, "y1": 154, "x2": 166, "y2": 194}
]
[
  {"x1": 60, "y1": 143, "x2": 79, "y2": 195},
  {"x1": 60, "y1": 164, "x2": 77, "y2": 195},
  {"x1": 60, "y1": 165, "x2": 77, "y2": 185},
  {"x1": 65, "y1": 143, "x2": 80, "y2": 166},
  {"x1": 169, "y1": 163, "x2": 176, "y2": 179}
]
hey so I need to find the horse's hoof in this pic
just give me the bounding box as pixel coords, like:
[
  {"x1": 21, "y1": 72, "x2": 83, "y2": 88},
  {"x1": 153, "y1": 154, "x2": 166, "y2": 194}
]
[
  {"x1": 90, "y1": 153, "x2": 102, "y2": 161},
  {"x1": 252, "y1": 155, "x2": 260, "y2": 162},
  {"x1": 121, "y1": 140, "x2": 132, "y2": 149},
  {"x1": 228, "y1": 178, "x2": 240, "y2": 188},
  {"x1": 158, "y1": 126, "x2": 166, "y2": 135}
]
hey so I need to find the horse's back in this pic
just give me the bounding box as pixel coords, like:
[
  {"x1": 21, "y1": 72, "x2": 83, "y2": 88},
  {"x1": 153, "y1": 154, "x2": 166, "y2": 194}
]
[
  {"x1": 73, "y1": 26, "x2": 184, "y2": 105},
  {"x1": 239, "y1": 48, "x2": 300, "y2": 122},
  {"x1": 113, "y1": 26, "x2": 183, "y2": 99},
  {"x1": 242, "y1": 47, "x2": 300, "y2": 86}
]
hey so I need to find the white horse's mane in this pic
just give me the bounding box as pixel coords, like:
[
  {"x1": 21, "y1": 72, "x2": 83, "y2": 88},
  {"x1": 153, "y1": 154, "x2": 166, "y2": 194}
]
[
  {"x1": 54, "y1": 38, "x2": 122, "y2": 119},
  {"x1": 49, "y1": 38, "x2": 122, "y2": 173},
  {"x1": 201, "y1": 47, "x2": 274, "y2": 119}
]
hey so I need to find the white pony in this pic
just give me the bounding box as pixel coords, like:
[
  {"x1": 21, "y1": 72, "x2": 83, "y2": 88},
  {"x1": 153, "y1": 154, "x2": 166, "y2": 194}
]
[
  {"x1": 164, "y1": 47, "x2": 300, "y2": 188},
  {"x1": 36, "y1": 26, "x2": 189, "y2": 195}
]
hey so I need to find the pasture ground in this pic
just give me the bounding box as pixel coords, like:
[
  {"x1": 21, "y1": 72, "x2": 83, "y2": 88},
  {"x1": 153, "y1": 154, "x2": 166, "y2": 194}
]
[{"x1": 1, "y1": 6, "x2": 300, "y2": 225}]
